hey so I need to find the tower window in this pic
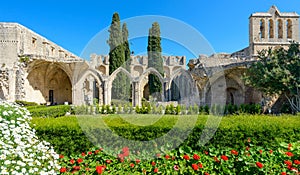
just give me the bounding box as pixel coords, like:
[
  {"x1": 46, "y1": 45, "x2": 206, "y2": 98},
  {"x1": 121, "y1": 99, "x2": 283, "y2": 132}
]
[
  {"x1": 287, "y1": 19, "x2": 292, "y2": 39},
  {"x1": 259, "y1": 19, "x2": 265, "y2": 39},
  {"x1": 277, "y1": 19, "x2": 283, "y2": 39},
  {"x1": 268, "y1": 19, "x2": 274, "y2": 38}
]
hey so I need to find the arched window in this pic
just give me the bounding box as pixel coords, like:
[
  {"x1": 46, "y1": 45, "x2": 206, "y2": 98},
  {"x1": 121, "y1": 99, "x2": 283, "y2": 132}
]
[
  {"x1": 268, "y1": 19, "x2": 274, "y2": 38},
  {"x1": 277, "y1": 19, "x2": 283, "y2": 39},
  {"x1": 287, "y1": 19, "x2": 292, "y2": 39},
  {"x1": 259, "y1": 19, "x2": 265, "y2": 39}
]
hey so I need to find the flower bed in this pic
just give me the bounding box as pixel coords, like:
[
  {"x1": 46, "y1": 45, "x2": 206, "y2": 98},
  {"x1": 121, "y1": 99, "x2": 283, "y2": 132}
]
[
  {"x1": 0, "y1": 101, "x2": 60, "y2": 174},
  {"x1": 57, "y1": 141, "x2": 300, "y2": 174}
]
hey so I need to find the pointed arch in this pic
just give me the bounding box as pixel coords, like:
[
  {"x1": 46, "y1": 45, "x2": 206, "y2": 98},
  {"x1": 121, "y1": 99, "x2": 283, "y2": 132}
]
[
  {"x1": 277, "y1": 19, "x2": 283, "y2": 39},
  {"x1": 268, "y1": 19, "x2": 274, "y2": 38},
  {"x1": 259, "y1": 19, "x2": 265, "y2": 39},
  {"x1": 287, "y1": 19, "x2": 292, "y2": 39}
]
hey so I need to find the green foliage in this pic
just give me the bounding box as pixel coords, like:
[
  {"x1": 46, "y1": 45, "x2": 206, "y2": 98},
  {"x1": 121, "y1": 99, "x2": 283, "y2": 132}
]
[
  {"x1": 29, "y1": 105, "x2": 71, "y2": 118},
  {"x1": 147, "y1": 22, "x2": 164, "y2": 100},
  {"x1": 15, "y1": 100, "x2": 38, "y2": 106},
  {"x1": 32, "y1": 114, "x2": 300, "y2": 157},
  {"x1": 244, "y1": 42, "x2": 300, "y2": 112}
]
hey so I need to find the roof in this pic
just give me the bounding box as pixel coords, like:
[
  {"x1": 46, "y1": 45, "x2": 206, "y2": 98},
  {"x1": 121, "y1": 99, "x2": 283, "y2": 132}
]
[{"x1": 250, "y1": 5, "x2": 299, "y2": 18}]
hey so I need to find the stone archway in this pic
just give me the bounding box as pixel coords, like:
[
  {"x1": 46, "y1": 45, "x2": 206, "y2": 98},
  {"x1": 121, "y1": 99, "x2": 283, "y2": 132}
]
[{"x1": 26, "y1": 62, "x2": 72, "y2": 105}]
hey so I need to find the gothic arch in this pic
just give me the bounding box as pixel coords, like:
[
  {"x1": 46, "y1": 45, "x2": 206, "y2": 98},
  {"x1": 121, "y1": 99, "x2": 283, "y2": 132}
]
[
  {"x1": 138, "y1": 67, "x2": 164, "y2": 85},
  {"x1": 287, "y1": 19, "x2": 292, "y2": 39},
  {"x1": 277, "y1": 19, "x2": 283, "y2": 39},
  {"x1": 260, "y1": 19, "x2": 266, "y2": 39},
  {"x1": 269, "y1": 19, "x2": 274, "y2": 38}
]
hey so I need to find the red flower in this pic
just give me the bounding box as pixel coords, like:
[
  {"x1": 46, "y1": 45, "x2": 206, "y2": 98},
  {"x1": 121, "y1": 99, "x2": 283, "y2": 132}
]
[
  {"x1": 165, "y1": 155, "x2": 170, "y2": 160},
  {"x1": 73, "y1": 166, "x2": 80, "y2": 170},
  {"x1": 151, "y1": 161, "x2": 156, "y2": 166},
  {"x1": 198, "y1": 163, "x2": 203, "y2": 168},
  {"x1": 204, "y1": 151, "x2": 208, "y2": 155},
  {"x1": 81, "y1": 152, "x2": 86, "y2": 157},
  {"x1": 96, "y1": 166, "x2": 105, "y2": 174},
  {"x1": 246, "y1": 146, "x2": 250, "y2": 151},
  {"x1": 136, "y1": 159, "x2": 141, "y2": 164},
  {"x1": 256, "y1": 162, "x2": 263, "y2": 169},
  {"x1": 284, "y1": 160, "x2": 292, "y2": 166},
  {"x1": 214, "y1": 156, "x2": 220, "y2": 163},
  {"x1": 70, "y1": 159, "x2": 75, "y2": 164},
  {"x1": 204, "y1": 173, "x2": 210, "y2": 175},
  {"x1": 269, "y1": 150, "x2": 273, "y2": 154},
  {"x1": 288, "y1": 143, "x2": 292, "y2": 148},
  {"x1": 122, "y1": 147, "x2": 129, "y2": 153},
  {"x1": 106, "y1": 159, "x2": 112, "y2": 164},
  {"x1": 59, "y1": 154, "x2": 64, "y2": 159},
  {"x1": 95, "y1": 150, "x2": 100, "y2": 154},
  {"x1": 259, "y1": 150, "x2": 263, "y2": 154},
  {"x1": 193, "y1": 154, "x2": 200, "y2": 160},
  {"x1": 85, "y1": 167, "x2": 90, "y2": 171},
  {"x1": 183, "y1": 154, "x2": 190, "y2": 160},
  {"x1": 77, "y1": 158, "x2": 83, "y2": 164},
  {"x1": 123, "y1": 150, "x2": 129, "y2": 157},
  {"x1": 88, "y1": 151, "x2": 92, "y2": 155},
  {"x1": 286, "y1": 152, "x2": 294, "y2": 157},
  {"x1": 154, "y1": 168, "x2": 158, "y2": 173},
  {"x1": 281, "y1": 172, "x2": 287, "y2": 175},
  {"x1": 156, "y1": 153, "x2": 161, "y2": 158},
  {"x1": 130, "y1": 163, "x2": 135, "y2": 168},
  {"x1": 192, "y1": 164, "x2": 198, "y2": 171},
  {"x1": 60, "y1": 167, "x2": 67, "y2": 173},
  {"x1": 173, "y1": 165, "x2": 179, "y2": 171},
  {"x1": 221, "y1": 155, "x2": 228, "y2": 161},
  {"x1": 231, "y1": 150, "x2": 238, "y2": 155},
  {"x1": 294, "y1": 160, "x2": 300, "y2": 165}
]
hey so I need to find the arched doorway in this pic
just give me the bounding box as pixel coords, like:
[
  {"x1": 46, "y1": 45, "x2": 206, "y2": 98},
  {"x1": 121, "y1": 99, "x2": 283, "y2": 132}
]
[{"x1": 26, "y1": 62, "x2": 72, "y2": 105}]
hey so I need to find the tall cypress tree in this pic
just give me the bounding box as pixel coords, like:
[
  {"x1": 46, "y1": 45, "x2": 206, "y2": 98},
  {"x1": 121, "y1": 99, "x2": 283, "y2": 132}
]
[
  {"x1": 122, "y1": 23, "x2": 131, "y2": 70},
  {"x1": 147, "y1": 22, "x2": 164, "y2": 100},
  {"x1": 107, "y1": 13, "x2": 128, "y2": 101},
  {"x1": 107, "y1": 13, "x2": 125, "y2": 74}
]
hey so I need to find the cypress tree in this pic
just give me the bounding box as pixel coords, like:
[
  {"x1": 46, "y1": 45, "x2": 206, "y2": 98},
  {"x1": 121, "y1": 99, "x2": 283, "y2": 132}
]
[
  {"x1": 107, "y1": 13, "x2": 128, "y2": 101},
  {"x1": 147, "y1": 22, "x2": 164, "y2": 100},
  {"x1": 122, "y1": 23, "x2": 131, "y2": 67},
  {"x1": 107, "y1": 13, "x2": 125, "y2": 74}
]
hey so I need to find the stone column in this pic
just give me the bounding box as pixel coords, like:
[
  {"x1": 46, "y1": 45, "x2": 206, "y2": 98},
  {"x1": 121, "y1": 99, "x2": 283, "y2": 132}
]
[
  {"x1": 103, "y1": 79, "x2": 110, "y2": 105},
  {"x1": 132, "y1": 81, "x2": 140, "y2": 107}
]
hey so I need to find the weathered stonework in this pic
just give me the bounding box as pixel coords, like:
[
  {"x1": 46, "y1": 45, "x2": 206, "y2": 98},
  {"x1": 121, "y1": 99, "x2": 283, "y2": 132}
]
[{"x1": 0, "y1": 6, "x2": 299, "y2": 109}]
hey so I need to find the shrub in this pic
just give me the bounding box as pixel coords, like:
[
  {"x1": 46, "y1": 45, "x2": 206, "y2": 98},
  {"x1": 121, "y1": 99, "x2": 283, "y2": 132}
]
[
  {"x1": 15, "y1": 100, "x2": 38, "y2": 106},
  {"x1": 29, "y1": 105, "x2": 71, "y2": 118},
  {"x1": 0, "y1": 101, "x2": 60, "y2": 174}
]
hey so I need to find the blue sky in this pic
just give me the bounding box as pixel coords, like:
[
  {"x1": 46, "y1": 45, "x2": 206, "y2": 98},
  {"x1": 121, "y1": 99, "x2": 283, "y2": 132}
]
[{"x1": 1, "y1": 0, "x2": 299, "y2": 61}]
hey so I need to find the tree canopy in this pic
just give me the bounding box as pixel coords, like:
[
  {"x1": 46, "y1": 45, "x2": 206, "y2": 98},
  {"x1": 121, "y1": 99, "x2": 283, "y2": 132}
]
[{"x1": 244, "y1": 42, "x2": 300, "y2": 112}]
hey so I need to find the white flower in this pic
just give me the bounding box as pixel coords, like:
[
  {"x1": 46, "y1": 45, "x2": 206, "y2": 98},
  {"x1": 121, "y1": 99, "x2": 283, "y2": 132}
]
[{"x1": 2, "y1": 111, "x2": 8, "y2": 116}]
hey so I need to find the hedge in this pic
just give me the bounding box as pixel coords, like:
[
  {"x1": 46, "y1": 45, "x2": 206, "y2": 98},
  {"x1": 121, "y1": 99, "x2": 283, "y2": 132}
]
[
  {"x1": 29, "y1": 105, "x2": 71, "y2": 118},
  {"x1": 31, "y1": 114, "x2": 300, "y2": 156}
]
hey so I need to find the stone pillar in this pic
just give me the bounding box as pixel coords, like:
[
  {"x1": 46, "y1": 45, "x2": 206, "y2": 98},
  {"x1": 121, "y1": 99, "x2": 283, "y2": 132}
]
[
  {"x1": 103, "y1": 80, "x2": 109, "y2": 105},
  {"x1": 132, "y1": 81, "x2": 140, "y2": 107}
]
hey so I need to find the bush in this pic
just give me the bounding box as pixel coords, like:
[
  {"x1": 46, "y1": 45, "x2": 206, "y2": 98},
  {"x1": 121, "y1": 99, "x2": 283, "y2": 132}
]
[
  {"x1": 29, "y1": 105, "x2": 71, "y2": 118},
  {"x1": 31, "y1": 114, "x2": 300, "y2": 156},
  {"x1": 15, "y1": 100, "x2": 38, "y2": 106}
]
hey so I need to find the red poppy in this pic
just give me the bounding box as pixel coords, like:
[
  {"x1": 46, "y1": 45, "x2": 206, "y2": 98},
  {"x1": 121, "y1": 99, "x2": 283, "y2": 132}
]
[
  {"x1": 192, "y1": 164, "x2": 198, "y2": 171},
  {"x1": 73, "y1": 166, "x2": 80, "y2": 170},
  {"x1": 198, "y1": 163, "x2": 203, "y2": 168},
  {"x1": 96, "y1": 166, "x2": 105, "y2": 174},
  {"x1": 59, "y1": 154, "x2": 64, "y2": 159},
  {"x1": 151, "y1": 161, "x2": 156, "y2": 166},
  {"x1": 294, "y1": 160, "x2": 300, "y2": 165},
  {"x1": 246, "y1": 146, "x2": 250, "y2": 151},
  {"x1": 204, "y1": 151, "x2": 208, "y2": 155},
  {"x1": 288, "y1": 143, "x2": 292, "y2": 148},
  {"x1": 204, "y1": 173, "x2": 210, "y2": 175},
  {"x1": 165, "y1": 155, "x2": 170, "y2": 160},
  {"x1": 60, "y1": 167, "x2": 67, "y2": 173},
  {"x1": 88, "y1": 151, "x2": 92, "y2": 155},
  {"x1": 77, "y1": 158, "x2": 83, "y2": 164},
  {"x1": 70, "y1": 159, "x2": 75, "y2": 164},
  {"x1": 193, "y1": 154, "x2": 200, "y2": 160},
  {"x1": 286, "y1": 152, "x2": 294, "y2": 157},
  {"x1": 259, "y1": 150, "x2": 263, "y2": 154},
  {"x1": 154, "y1": 168, "x2": 158, "y2": 173},
  {"x1": 214, "y1": 156, "x2": 220, "y2": 163},
  {"x1": 106, "y1": 160, "x2": 112, "y2": 164},
  {"x1": 136, "y1": 159, "x2": 141, "y2": 164},
  {"x1": 256, "y1": 162, "x2": 263, "y2": 168},
  {"x1": 122, "y1": 147, "x2": 129, "y2": 153},
  {"x1": 123, "y1": 151, "x2": 129, "y2": 157},
  {"x1": 183, "y1": 154, "x2": 190, "y2": 160},
  {"x1": 130, "y1": 163, "x2": 135, "y2": 168},
  {"x1": 281, "y1": 172, "x2": 287, "y2": 175},
  {"x1": 81, "y1": 152, "x2": 86, "y2": 157},
  {"x1": 284, "y1": 160, "x2": 292, "y2": 166},
  {"x1": 269, "y1": 150, "x2": 273, "y2": 154},
  {"x1": 95, "y1": 150, "x2": 100, "y2": 154},
  {"x1": 231, "y1": 150, "x2": 238, "y2": 155},
  {"x1": 221, "y1": 155, "x2": 228, "y2": 161}
]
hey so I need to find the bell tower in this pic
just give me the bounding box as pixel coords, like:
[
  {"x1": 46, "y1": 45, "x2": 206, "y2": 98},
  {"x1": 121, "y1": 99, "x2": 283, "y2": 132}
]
[{"x1": 249, "y1": 5, "x2": 299, "y2": 57}]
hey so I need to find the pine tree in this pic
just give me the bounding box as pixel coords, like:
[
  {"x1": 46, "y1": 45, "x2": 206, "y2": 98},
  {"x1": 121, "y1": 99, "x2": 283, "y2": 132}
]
[{"x1": 147, "y1": 22, "x2": 164, "y2": 100}]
